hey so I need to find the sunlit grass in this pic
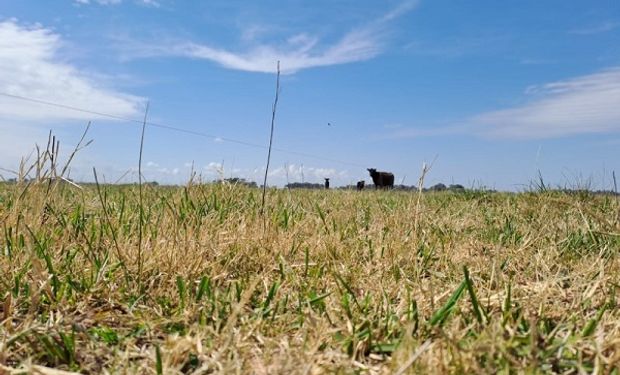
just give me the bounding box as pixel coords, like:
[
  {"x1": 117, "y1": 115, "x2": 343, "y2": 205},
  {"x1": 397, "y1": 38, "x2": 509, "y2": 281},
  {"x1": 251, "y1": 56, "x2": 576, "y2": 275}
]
[{"x1": 1, "y1": 181, "x2": 619, "y2": 373}]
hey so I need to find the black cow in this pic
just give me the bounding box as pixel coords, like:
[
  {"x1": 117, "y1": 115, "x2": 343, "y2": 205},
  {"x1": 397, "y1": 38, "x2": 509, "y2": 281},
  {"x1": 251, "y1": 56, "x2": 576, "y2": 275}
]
[
  {"x1": 324, "y1": 178, "x2": 330, "y2": 189},
  {"x1": 356, "y1": 180, "x2": 365, "y2": 191},
  {"x1": 367, "y1": 168, "x2": 394, "y2": 189}
]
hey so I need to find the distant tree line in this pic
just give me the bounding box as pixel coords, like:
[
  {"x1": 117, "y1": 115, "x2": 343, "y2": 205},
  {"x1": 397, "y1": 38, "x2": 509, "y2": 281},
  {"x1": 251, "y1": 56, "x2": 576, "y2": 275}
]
[
  {"x1": 283, "y1": 182, "x2": 469, "y2": 191},
  {"x1": 221, "y1": 178, "x2": 258, "y2": 188},
  {"x1": 3, "y1": 177, "x2": 619, "y2": 196}
]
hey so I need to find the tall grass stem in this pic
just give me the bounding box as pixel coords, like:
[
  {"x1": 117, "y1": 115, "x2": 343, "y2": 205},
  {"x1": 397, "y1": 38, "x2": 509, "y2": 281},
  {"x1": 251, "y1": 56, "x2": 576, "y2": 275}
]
[
  {"x1": 138, "y1": 101, "x2": 150, "y2": 290},
  {"x1": 260, "y1": 61, "x2": 281, "y2": 220}
]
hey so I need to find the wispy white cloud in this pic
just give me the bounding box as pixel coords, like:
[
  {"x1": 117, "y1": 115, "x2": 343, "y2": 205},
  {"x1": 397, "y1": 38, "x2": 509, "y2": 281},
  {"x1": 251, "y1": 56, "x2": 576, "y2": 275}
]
[
  {"x1": 178, "y1": 29, "x2": 379, "y2": 74},
  {"x1": 204, "y1": 162, "x2": 224, "y2": 174},
  {"x1": 75, "y1": 0, "x2": 122, "y2": 5},
  {"x1": 240, "y1": 24, "x2": 274, "y2": 43},
  {"x1": 471, "y1": 67, "x2": 620, "y2": 139},
  {"x1": 120, "y1": 1, "x2": 419, "y2": 74},
  {"x1": 0, "y1": 20, "x2": 144, "y2": 122},
  {"x1": 74, "y1": 0, "x2": 159, "y2": 6},
  {"x1": 268, "y1": 164, "x2": 348, "y2": 181},
  {"x1": 138, "y1": 0, "x2": 160, "y2": 7},
  {"x1": 0, "y1": 20, "x2": 145, "y2": 165},
  {"x1": 569, "y1": 21, "x2": 620, "y2": 35},
  {"x1": 379, "y1": 0, "x2": 419, "y2": 22},
  {"x1": 385, "y1": 67, "x2": 620, "y2": 140}
]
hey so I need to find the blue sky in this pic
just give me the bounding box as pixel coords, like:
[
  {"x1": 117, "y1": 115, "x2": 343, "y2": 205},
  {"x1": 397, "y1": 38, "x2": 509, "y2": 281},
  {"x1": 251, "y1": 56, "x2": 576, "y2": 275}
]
[{"x1": 1, "y1": 1, "x2": 619, "y2": 189}]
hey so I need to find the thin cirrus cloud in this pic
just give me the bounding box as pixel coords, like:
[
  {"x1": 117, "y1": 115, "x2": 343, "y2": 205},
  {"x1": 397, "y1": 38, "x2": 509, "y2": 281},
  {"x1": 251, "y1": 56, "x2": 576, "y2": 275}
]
[
  {"x1": 74, "y1": 0, "x2": 122, "y2": 5},
  {"x1": 569, "y1": 21, "x2": 620, "y2": 35},
  {"x1": 0, "y1": 19, "x2": 145, "y2": 165},
  {"x1": 123, "y1": 1, "x2": 419, "y2": 74},
  {"x1": 74, "y1": 0, "x2": 160, "y2": 7},
  {"x1": 385, "y1": 67, "x2": 620, "y2": 140},
  {"x1": 471, "y1": 67, "x2": 620, "y2": 139},
  {"x1": 0, "y1": 19, "x2": 144, "y2": 122}
]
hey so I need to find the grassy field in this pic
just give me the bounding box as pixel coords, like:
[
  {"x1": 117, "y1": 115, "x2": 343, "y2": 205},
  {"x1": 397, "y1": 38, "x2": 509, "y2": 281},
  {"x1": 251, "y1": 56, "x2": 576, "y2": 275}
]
[{"x1": 1, "y1": 181, "x2": 619, "y2": 374}]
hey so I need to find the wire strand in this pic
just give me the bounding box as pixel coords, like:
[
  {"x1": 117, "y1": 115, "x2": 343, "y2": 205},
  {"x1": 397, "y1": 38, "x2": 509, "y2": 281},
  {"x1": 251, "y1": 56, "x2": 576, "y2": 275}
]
[{"x1": 0, "y1": 91, "x2": 367, "y2": 168}]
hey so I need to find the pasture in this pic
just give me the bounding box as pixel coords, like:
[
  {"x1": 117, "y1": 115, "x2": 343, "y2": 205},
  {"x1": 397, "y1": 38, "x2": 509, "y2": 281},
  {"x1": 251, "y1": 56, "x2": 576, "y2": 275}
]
[{"x1": 0, "y1": 181, "x2": 619, "y2": 373}]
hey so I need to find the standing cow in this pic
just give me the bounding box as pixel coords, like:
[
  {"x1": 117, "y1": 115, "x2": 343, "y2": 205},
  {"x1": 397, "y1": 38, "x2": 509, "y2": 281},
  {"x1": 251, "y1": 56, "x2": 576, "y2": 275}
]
[
  {"x1": 356, "y1": 180, "x2": 365, "y2": 191},
  {"x1": 324, "y1": 178, "x2": 330, "y2": 189},
  {"x1": 367, "y1": 168, "x2": 394, "y2": 189}
]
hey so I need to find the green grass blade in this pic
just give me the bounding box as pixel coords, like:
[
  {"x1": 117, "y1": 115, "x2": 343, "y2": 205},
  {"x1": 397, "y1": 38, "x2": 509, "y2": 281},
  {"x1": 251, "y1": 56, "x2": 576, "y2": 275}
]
[
  {"x1": 463, "y1": 266, "x2": 486, "y2": 325},
  {"x1": 155, "y1": 345, "x2": 163, "y2": 375},
  {"x1": 430, "y1": 279, "x2": 466, "y2": 327},
  {"x1": 582, "y1": 304, "x2": 607, "y2": 337}
]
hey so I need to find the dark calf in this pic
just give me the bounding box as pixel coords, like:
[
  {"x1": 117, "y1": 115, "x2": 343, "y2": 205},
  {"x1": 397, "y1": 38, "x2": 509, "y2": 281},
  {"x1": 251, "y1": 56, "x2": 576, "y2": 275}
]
[
  {"x1": 324, "y1": 178, "x2": 330, "y2": 189},
  {"x1": 356, "y1": 180, "x2": 365, "y2": 191},
  {"x1": 367, "y1": 168, "x2": 394, "y2": 189}
]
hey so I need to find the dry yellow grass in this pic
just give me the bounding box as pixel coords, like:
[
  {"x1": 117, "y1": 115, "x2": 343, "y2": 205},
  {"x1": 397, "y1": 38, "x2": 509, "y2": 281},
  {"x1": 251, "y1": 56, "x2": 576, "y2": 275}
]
[{"x1": 1, "y1": 181, "x2": 619, "y2": 374}]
